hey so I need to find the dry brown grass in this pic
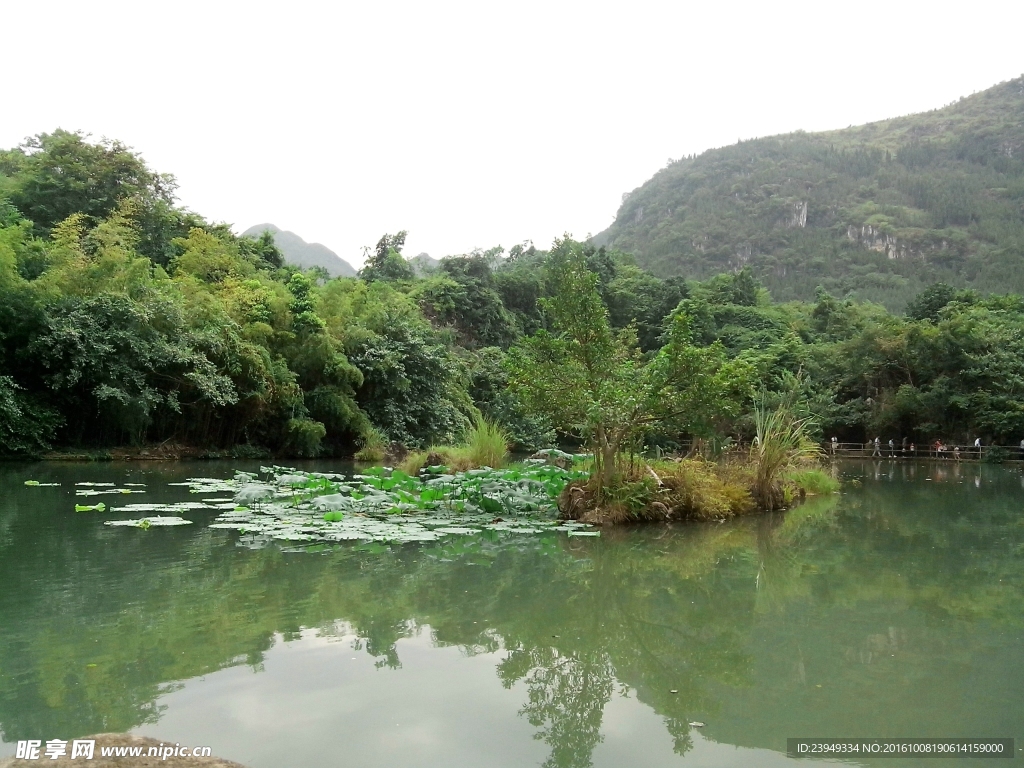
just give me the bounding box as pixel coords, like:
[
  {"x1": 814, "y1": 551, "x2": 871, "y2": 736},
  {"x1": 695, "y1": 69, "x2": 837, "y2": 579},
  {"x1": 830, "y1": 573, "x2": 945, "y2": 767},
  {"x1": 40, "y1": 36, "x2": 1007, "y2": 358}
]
[
  {"x1": 658, "y1": 458, "x2": 755, "y2": 520},
  {"x1": 557, "y1": 456, "x2": 757, "y2": 524}
]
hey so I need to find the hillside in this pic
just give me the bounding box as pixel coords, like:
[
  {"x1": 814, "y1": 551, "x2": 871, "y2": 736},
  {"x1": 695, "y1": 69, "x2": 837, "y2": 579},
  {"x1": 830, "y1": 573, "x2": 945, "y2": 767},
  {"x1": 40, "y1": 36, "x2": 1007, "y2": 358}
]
[
  {"x1": 242, "y1": 223, "x2": 357, "y2": 277},
  {"x1": 596, "y1": 76, "x2": 1024, "y2": 309}
]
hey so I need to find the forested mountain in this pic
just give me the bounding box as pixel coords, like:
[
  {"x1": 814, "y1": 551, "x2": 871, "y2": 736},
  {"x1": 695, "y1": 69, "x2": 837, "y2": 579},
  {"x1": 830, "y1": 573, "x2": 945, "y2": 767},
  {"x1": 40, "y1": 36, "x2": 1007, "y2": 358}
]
[
  {"x1": 241, "y1": 223, "x2": 356, "y2": 277},
  {"x1": 596, "y1": 76, "x2": 1024, "y2": 310}
]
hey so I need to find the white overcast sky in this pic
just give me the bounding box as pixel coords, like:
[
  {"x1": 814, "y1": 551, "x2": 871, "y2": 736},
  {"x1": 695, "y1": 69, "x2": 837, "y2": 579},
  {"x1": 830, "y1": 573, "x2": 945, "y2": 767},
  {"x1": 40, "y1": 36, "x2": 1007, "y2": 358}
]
[{"x1": 3, "y1": 0, "x2": 1022, "y2": 266}]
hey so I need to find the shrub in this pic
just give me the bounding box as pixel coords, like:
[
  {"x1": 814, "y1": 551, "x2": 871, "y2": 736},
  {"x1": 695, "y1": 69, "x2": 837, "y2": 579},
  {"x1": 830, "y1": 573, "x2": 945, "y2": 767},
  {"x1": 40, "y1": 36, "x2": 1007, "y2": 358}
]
[{"x1": 981, "y1": 446, "x2": 1010, "y2": 464}]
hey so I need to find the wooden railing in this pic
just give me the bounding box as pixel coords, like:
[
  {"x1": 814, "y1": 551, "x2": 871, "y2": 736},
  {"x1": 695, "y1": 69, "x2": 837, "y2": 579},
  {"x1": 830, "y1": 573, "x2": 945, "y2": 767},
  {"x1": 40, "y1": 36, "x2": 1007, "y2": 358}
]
[{"x1": 822, "y1": 442, "x2": 1024, "y2": 460}]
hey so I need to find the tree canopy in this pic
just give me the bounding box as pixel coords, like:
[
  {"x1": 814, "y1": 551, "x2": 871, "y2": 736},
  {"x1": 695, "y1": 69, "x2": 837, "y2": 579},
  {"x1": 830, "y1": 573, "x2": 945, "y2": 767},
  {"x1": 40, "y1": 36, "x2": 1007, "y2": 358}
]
[{"x1": 1, "y1": 130, "x2": 1024, "y2": 457}]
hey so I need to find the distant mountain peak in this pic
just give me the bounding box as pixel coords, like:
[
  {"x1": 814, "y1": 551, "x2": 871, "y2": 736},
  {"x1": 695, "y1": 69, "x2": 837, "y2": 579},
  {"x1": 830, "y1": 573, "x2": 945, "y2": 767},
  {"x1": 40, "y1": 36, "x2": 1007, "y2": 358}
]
[
  {"x1": 409, "y1": 252, "x2": 439, "y2": 276},
  {"x1": 241, "y1": 224, "x2": 356, "y2": 278}
]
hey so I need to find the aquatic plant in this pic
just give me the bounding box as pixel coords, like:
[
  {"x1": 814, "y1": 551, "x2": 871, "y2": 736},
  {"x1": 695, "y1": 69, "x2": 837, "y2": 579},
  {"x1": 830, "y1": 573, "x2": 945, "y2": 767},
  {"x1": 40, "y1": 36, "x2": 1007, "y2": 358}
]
[
  {"x1": 104, "y1": 516, "x2": 193, "y2": 528},
  {"x1": 92, "y1": 461, "x2": 596, "y2": 548}
]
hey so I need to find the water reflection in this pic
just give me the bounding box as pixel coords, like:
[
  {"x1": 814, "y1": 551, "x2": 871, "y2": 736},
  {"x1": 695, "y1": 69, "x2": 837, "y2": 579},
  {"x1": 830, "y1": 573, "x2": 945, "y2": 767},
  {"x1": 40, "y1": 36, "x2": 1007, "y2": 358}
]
[{"x1": 1, "y1": 461, "x2": 1023, "y2": 767}]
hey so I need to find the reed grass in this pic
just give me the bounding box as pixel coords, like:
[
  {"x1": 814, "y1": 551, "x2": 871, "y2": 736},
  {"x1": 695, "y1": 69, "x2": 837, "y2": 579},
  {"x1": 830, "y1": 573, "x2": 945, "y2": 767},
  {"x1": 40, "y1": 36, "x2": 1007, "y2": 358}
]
[
  {"x1": 397, "y1": 417, "x2": 511, "y2": 475},
  {"x1": 464, "y1": 416, "x2": 511, "y2": 468},
  {"x1": 751, "y1": 399, "x2": 821, "y2": 510}
]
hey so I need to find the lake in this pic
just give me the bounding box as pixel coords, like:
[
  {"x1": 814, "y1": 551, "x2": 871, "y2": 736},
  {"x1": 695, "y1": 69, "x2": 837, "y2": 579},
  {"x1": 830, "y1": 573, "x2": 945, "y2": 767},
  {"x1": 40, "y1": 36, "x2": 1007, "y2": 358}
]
[{"x1": 1, "y1": 459, "x2": 1022, "y2": 766}]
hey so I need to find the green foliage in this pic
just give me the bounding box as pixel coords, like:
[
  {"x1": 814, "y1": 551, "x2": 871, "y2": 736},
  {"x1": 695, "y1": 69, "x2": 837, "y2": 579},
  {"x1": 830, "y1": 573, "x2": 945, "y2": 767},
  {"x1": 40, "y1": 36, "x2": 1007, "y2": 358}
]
[
  {"x1": 284, "y1": 417, "x2": 326, "y2": 457},
  {"x1": 350, "y1": 304, "x2": 473, "y2": 447},
  {"x1": 507, "y1": 237, "x2": 753, "y2": 493},
  {"x1": 414, "y1": 254, "x2": 517, "y2": 348},
  {"x1": 905, "y1": 282, "x2": 958, "y2": 321},
  {"x1": 468, "y1": 347, "x2": 555, "y2": 452},
  {"x1": 658, "y1": 459, "x2": 755, "y2": 520},
  {"x1": 237, "y1": 229, "x2": 285, "y2": 270},
  {"x1": 397, "y1": 416, "x2": 512, "y2": 476},
  {"x1": 0, "y1": 375, "x2": 61, "y2": 455},
  {"x1": 359, "y1": 231, "x2": 414, "y2": 283},
  {"x1": 0, "y1": 130, "x2": 199, "y2": 265},
  {"x1": 981, "y1": 446, "x2": 1011, "y2": 464}
]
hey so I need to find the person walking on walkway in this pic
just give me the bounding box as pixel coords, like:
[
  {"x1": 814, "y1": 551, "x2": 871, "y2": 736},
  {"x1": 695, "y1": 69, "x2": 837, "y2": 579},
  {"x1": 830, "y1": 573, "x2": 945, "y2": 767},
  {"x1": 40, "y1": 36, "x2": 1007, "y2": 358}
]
[
  {"x1": 830, "y1": 436, "x2": 838, "y2": 456},
  {"x1": 1019, "y1": 438, "x2": 1024, "y2": 460},
  {"x1": 872, "y1": 437, "x2": 881, "y2": 457},
  {"x1": 974, "y1": 437, "x2": 982, "y2": 459},
  {"x1": 888, "y1": 438, "x2": 896, "y2": 457}
]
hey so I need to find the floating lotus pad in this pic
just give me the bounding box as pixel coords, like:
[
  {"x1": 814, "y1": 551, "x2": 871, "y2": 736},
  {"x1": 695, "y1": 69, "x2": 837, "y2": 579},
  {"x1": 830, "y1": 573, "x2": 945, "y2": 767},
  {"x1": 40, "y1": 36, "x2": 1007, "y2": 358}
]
[
  {"x1": 110, "y1": 502, "x2": 217, "y2": 513},
  {"x1": 76, "y1": 489, "x2": 146, "y2": 496},
  {"x1": 104, "y1": 516, "x2": 194, "y2": 527}
]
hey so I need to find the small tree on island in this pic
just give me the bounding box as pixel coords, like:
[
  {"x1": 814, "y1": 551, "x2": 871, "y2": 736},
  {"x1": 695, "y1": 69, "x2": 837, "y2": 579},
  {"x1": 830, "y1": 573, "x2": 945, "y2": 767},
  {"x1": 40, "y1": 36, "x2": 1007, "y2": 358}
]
[{"x1": 506, "y1": 237, "x2": 753, "y2": 496}]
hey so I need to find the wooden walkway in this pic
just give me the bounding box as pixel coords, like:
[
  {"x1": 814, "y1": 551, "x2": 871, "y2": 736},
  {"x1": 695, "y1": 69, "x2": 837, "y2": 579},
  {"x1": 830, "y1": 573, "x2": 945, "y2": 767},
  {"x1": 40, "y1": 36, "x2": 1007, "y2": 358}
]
[{"x1": 824, "y1": 443, "x2": 1024, "y2": 462}]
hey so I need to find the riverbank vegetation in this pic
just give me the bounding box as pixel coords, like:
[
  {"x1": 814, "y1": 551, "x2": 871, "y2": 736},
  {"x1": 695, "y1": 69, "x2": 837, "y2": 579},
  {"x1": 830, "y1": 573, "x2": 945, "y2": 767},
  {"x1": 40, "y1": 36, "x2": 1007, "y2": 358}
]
[{"x1": 3, "y1": 131, "x2": 1023, "y2": 490}]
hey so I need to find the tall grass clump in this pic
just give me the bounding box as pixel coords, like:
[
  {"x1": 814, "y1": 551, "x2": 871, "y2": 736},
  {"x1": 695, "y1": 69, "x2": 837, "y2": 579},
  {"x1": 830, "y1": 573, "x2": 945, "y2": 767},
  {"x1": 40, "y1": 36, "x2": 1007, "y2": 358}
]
[
  {"x1": 465, "y1": 416, "x2": 511, "y2": 468},
  {"x1": 397, "y1": 417, "x2": 510, "y2": 475},
  {"x1": 751, "y1": 398, "x2": 822, "y2": 510},
  {"x1": 399, "y1": 446, "x2": 474, "y2": 475},
  {"x1": 354, "y1": 425, "x2": 388, "y2": 463}
]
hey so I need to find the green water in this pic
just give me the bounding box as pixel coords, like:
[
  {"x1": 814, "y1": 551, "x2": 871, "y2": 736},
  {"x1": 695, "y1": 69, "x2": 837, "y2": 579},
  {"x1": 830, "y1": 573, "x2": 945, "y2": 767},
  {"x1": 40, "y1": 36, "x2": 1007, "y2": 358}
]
[{"x1": 1, "y1": 460, "x2": 1022, "y2": 767}]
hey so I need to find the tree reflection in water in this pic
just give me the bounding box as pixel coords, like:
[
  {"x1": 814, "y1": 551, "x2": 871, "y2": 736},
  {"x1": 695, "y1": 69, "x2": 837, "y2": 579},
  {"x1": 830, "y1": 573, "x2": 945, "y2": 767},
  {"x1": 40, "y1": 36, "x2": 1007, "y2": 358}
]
[{"x1": 4, "y1": 464, "x2": 1024, "y2": 766}]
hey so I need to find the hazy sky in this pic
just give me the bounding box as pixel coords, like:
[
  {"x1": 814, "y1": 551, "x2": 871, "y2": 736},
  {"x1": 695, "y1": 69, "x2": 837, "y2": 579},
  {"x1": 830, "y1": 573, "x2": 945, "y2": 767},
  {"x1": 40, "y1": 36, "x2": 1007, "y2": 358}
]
[{"x1": 3, "y1": 0, "x2": 1022, "y2": 266}]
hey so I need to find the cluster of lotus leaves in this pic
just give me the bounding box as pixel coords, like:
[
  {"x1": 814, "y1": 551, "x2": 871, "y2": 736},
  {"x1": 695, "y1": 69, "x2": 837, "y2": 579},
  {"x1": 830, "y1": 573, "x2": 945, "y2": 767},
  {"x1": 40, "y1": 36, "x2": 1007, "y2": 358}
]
[{"x1": 45, "y1": 456, "x2": 602, "y2": 547}]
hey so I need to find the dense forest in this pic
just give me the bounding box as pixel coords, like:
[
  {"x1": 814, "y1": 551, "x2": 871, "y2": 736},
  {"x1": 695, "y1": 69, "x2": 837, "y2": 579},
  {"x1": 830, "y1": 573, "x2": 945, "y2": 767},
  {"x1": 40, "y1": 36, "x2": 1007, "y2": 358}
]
[
  {"x1": 596, "y1": 76, "x2": 1024, "y2": 310},
  {"x1": 1, "y1": 129, "x2": 1023, "y2": 458}
]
